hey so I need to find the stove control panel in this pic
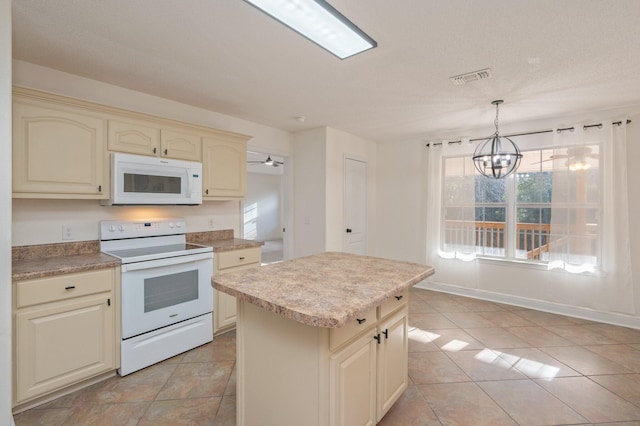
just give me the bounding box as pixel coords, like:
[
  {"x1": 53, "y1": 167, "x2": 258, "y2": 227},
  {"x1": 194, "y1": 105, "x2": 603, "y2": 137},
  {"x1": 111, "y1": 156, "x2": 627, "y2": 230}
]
[{"x1": 100, "y1": 218, "x2": 187, "y2": 240}]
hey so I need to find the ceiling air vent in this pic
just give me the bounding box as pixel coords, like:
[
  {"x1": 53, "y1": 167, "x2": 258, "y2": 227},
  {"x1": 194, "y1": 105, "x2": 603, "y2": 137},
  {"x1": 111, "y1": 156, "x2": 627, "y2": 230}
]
[{"x1": 449, "y1": 68, "x2": 493, "y2": 86}]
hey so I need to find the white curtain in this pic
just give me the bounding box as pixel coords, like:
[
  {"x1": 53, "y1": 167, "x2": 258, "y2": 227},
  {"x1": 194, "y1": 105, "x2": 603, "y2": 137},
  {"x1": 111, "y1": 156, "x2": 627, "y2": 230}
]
[
  {"x1": 426, "y1": 139, "x2": 477, "y2": 263},
  {"x1": 425, "y1": 142, "x2": 443, "y2": 265},
  {"x1": 549, "y1": 120, "x2": 633, "y2": 310}
]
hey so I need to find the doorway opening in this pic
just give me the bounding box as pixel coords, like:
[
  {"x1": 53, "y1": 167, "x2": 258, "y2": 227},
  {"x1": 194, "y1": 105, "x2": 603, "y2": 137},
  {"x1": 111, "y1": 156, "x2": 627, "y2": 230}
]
[{"x1": 244, "y1": 151, "x2": 289, "y2": 264}]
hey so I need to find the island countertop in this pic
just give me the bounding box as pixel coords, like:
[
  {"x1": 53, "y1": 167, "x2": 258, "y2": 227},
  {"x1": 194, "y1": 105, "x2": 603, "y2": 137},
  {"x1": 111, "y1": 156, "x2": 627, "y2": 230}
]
[{"x1": 212, "y1": 251, "x2": 434, "y2": 328}]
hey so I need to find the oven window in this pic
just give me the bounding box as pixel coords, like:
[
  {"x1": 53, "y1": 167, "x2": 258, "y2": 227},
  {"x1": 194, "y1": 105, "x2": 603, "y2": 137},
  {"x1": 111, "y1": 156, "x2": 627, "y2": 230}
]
[
  {"x1": 124, "y1": 173, "x2": 181, "y2": 194},
  {"x1": 144, "y1": 270, "x2": 199, "y2": 312}
]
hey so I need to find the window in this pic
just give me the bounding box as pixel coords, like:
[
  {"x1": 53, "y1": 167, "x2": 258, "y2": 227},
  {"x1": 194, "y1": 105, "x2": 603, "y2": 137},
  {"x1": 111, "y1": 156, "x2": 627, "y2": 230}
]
[{"x1": 441, "y1": 143, "x2": 601, "y2": 268}]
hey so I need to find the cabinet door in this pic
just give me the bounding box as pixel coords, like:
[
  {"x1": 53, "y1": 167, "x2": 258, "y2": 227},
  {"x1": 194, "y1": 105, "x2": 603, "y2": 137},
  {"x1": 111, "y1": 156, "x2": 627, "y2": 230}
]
[
  {"x1": 160, "y1": 129, "x2": 201, "y2": 161},
  {"x1": 13, "y1": 100, "x2": 107, "y2": 198},
  {"x1": 213, "y1": 249, "x2": 261, "y2": 335},
  {"x1": 202, "y1": 136, "x2": 247, "y2": 198},
  {"x1": 376, "y1": 308, "x2": 408, "y2": 421},
  {"x1": 15, "y1": 293, "x2": 115, "y2": 403},
  {"x1": 330, "y1": 333, "x2": 377, "y2": 426},
  {"x1": 108, "y1": 118, "x2": 160, "y2": 156},
  {"x1": 215, "y1": 291, "x2": 237, "y2": 333}
]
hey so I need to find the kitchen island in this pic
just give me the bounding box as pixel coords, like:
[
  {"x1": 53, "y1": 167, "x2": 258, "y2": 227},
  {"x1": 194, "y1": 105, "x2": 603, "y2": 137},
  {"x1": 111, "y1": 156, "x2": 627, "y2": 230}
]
[{"x1": 212, "y1": 252, "x2": 434, "y2": 426}]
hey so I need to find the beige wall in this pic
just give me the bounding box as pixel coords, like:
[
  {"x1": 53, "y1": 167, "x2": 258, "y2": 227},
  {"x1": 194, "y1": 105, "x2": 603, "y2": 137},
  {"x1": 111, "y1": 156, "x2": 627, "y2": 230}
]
[
  {"x1": 377, "y1": 110, "x2": 640, "y2": 327},
  {"x1": 292, "y1": 128, "x2": 326, "y2": 257},
  {"x1": 1, "y1": 0, "x2": 13, "y2": 422},
  {"x1": 292, "y1": 127, "x2": 377, "y2": 257},
  {"x1": 627, "y1": 117, "x2": 640, "y2": 316}
]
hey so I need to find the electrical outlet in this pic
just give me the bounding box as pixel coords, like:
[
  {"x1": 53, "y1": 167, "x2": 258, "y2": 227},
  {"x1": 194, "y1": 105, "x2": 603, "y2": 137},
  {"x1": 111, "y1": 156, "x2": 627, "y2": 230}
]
[
  {"x1": 62, "y1": 224, "x2": 73, "y2": 240},
  {"x1": 208, "y1": 218, "x2": 215, "y2": 229}
]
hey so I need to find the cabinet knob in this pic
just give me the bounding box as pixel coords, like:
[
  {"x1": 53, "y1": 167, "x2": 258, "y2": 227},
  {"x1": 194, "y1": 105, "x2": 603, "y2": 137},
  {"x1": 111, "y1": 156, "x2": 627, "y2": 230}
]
[
  {"x1": 64, "y1": 286, "x2": 76, "y2": 290},
  {"x1": 346, "y1": 228, "x2": 352, "y2": 233},
  {"x1": 98, "y1": 185, "x2": 102, "y2": 193},
  {"x1": 395, "y1": 295, "x2": 403, "y2": 301},
  {"x1": 239, "y1": 256, "x2": 245, "y2": 260},
  {"x1": 153, "y1": 147, "x2": 157, "y2": 154},
  {"x1": 205, "y1": 189, "x2": 209, "y2": 195},
  {"x1": 373, "y1": 334, "x2": 381, "y2": 344},
  {"x1": 164, "y1": 149, "x2": 168, "y2": 155},
  {"x1": 382, "y1": 328, "x2": 389, "y2": 339},
  {"x1": 356, "y1": 318, "x2": 366, "y2": 325}
]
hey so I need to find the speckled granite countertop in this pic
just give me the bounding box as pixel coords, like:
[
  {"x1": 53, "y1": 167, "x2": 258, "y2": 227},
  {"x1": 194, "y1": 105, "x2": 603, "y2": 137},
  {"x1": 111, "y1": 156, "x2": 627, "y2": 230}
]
[
  {"x1": 13, "y1": 229, "x2": 263, "y2": 281},
  {"x1": 188, "y1": 233, "x2": 264, "y2": 252},
  {"x1": 12, "y1": 241, "x2": 120, "y2": 281},
  {"x1": 212, "y1": 251, "x2": 434, "y2": 328}
]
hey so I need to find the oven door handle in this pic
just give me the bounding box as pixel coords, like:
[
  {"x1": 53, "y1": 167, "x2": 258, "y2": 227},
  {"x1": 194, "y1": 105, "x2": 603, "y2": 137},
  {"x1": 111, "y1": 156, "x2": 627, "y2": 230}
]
[{"x1": 121, "y1": 252, "x2": 213, "y2": 272}]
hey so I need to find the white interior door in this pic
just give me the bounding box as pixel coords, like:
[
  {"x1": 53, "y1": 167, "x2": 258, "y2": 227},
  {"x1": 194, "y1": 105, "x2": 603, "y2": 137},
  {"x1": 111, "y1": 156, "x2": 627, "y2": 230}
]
[{"x1": 344, "y1": 157, "x2": 367, "y2": 255}]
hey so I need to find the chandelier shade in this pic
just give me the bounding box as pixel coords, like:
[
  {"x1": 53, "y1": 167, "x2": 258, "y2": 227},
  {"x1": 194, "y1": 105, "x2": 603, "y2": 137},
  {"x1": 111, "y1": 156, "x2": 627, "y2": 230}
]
[{"x1": 472, "y1": 100, "x2": 522, "y2": 179}]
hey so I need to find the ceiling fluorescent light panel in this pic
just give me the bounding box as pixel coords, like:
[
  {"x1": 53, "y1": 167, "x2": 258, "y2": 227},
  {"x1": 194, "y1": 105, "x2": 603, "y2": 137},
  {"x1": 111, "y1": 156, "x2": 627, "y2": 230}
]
[{"x1": 244, "y1": 0, "x2": 377, "y2": 59}]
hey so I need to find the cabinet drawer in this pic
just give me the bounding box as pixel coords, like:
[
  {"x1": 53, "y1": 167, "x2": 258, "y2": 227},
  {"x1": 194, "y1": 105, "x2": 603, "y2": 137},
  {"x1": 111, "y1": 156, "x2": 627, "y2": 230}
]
[
  {"x1": 330, "y1": 308, "x2": 377, "y2": 351},
  {"x1": 379, "y1": 289, "x2": 408, "y2": 319},
  {"x1": 216, "y1": 248, "x2": 261, "y2": 270},
  {"x1": 16, "y1": 269, "x2": 114, "y2": 308}
]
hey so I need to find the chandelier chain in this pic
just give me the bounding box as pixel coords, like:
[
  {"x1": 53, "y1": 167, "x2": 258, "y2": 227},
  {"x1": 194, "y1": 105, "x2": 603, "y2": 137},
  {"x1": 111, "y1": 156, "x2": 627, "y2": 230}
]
[{"x1": 494, "y1": 102, "x2": 500, "y2": 134}]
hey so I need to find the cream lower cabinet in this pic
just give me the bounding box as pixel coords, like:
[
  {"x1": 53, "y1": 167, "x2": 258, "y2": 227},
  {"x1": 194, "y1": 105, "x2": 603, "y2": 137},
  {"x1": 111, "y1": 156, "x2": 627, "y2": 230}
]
[
  {"x1": 13, "y1": 92, "x2": 108, "y2": 199},
  {"x1": 331, "y1": 306, "x2": 408, "y2": 426},
  {"x1": 330, "y1": 330, "x2": 378, "y2": 426},
  {"x1": 237, "y1": 289, "x2": 409, "y2": 426},
  {"x1": 375, "y1": 308, "x2": 409, "y2": 421},
  {"x1": 213, "y1": 247, "x2": 261, "y2": 335},
  {"x1": 13, "y1": 268, "x2": 119, "y2": 406}
]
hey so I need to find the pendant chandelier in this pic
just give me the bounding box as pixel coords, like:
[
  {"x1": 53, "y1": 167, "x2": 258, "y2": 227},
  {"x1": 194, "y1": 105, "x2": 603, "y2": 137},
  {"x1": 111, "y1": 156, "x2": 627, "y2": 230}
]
[{"x1": 472, "y1": 100, "x2": 522, "y2": 179}]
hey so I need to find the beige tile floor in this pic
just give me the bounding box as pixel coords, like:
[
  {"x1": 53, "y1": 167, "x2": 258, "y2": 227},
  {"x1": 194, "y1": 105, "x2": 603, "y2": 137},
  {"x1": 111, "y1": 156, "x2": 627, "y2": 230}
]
[
  {"x1": 260, "y1": 239, "x2": 283, "y2": 265},
  {"x1": 15, "y1": 287, "x2": 640, "y2": 425}
]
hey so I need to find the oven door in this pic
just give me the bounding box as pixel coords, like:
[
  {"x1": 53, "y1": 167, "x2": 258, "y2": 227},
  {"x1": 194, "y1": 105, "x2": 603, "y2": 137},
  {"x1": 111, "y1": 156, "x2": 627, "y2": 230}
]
[{"x1": 120, "y1": 252, "x2": 213, "y2": 339}]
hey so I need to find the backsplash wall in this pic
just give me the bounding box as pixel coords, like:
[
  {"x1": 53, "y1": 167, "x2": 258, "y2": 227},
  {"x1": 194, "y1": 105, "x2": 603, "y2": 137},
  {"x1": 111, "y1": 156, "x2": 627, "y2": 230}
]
[{"x1": 12, "y1": 198, "x2": 242, "y2": 246}]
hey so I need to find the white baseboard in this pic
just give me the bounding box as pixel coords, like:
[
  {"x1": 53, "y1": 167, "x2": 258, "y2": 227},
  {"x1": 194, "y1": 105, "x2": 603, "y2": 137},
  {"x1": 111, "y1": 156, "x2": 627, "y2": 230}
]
[{"x1": 416, "y1": 280, "x2": 640, "y2": 330}]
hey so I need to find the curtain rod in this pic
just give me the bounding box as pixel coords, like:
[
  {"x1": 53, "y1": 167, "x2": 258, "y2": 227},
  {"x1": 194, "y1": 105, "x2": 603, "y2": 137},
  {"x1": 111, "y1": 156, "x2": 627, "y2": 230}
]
[{"x1": 425, "y1": 119, "x2": 631, "y2": 147}]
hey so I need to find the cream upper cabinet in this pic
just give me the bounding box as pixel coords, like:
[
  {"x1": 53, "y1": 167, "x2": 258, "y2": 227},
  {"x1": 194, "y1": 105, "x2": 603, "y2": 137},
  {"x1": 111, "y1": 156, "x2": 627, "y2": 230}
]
[
  {"x1": 108, "y1": 120, "x2": 201, "y2": 161},
  {"x1": 108, "y1": 118, "x2": 160, "y2": 156},
  {"x1": 202, "y1": 132, "x2": 251, "y2": 199},
  {"x1": 160, "y1": 129, "x2": 201, "y2": 161},
  {"x1": 13, "y1": 268, "x2": 119, "y2": 406},
  {"x1": 12, "y1": 88, "x2": 254, "y2": 200},
  {"x1": 13, "y1": 95, "x2": 107, "y2": 199}
]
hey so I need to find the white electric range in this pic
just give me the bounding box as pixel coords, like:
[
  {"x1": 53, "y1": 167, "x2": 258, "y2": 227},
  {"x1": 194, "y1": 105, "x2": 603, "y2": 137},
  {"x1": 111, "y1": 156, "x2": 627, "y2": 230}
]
[{"x1": 100, "y1": 218, "x2": 213, "y2": 376}]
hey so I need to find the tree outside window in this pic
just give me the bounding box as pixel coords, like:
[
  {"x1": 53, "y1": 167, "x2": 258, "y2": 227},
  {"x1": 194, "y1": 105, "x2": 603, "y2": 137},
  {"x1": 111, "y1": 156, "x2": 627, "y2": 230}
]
[{"x1": 442, "y1": 144, "x2": 600, "y2": 266}]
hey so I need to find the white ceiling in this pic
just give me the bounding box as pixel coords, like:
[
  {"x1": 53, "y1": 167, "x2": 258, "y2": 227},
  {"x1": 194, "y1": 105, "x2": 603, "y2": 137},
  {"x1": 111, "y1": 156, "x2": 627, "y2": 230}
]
[{"x1": 11, "y1": 0, "x2": 640, "y2": 143}]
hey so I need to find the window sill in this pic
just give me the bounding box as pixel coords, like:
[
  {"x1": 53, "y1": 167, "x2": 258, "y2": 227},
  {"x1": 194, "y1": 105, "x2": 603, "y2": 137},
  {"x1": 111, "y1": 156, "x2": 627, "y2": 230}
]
[{"x1": 474, "y1": 255, "x2": 602, "y2": 277}]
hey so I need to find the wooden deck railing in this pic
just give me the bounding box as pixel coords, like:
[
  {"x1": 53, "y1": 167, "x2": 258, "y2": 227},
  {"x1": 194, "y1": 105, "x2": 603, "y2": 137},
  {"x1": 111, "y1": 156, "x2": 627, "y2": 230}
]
[{"x1": 444, "y1": 221, "x2": 552, "y2": 259}]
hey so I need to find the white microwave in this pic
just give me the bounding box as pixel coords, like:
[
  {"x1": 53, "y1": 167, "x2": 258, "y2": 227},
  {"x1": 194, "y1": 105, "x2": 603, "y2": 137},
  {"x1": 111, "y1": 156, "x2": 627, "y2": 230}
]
[{"x1": 103, "y1": 153, "x2": 203, "y2": 205}]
